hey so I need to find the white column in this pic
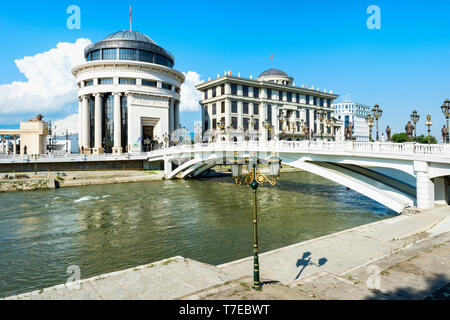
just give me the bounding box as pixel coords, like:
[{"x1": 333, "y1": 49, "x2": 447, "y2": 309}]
[
  {"x1": 82, "y1": 95, "x2": 90, "y2": 152},
  {"x1": 13, "y1": 135, "x2": 16, "y2": 155},
  {"x1": 169, "y1": 99, "x2": 175, "y2": 132},
  {"x1": 94, "y1": 93, "x2": 103, "y2": 154},
  {"x1": 78, "y1": 97, "x2": 83, "y2": 152},
  {"x1": 414, "y1": 161, "x2": 435, "y2": 209},
  {"x1": 225, "y1": 100, "x2": 231, "y2": 128},
  {"x1": 113, "y1": 92, "x2": 123, "y2": 154},
  {"x1": 1, "y1": 135, "x2": 4, "y2": 154},
  {"x1": 174, "y1": 100, "x2": 179, "y2": 130}
]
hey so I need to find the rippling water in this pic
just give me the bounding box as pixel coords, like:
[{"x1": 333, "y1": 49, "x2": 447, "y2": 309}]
[{"x1": 0, "y1": 172, "x2": 395, "y2": 297}]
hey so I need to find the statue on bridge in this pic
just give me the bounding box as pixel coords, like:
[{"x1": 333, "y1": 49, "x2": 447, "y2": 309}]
[
  {"x1": 29, "y1": 114, "x2": 44, "y2": 122},
  {"x1": 405, "y1": 121, "x2": 414, "y2": 141},
  {"x1": 442, "y1": 125, "x2": 448, "y2": 143},
  {"x1": 386, "y1": 126, "x2": 391, "y2": 141},
  {"x1": 303, "y1": 125, "x2": 309, "y2": 139},
  {"x1": 345, "y1": 123, "x2": 354, "y2": 141}
]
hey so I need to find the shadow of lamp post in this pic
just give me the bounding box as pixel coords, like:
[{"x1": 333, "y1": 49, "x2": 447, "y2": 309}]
[
  {"x1": 425, "y1": 115, "x2": 433, "y2": 145},
  {"x1": 441, "y1": 99, "x2": 450, "y2": 143},
  {"x1": 372, "y1": 104, "x2": 383, "y2": 141},
  {"x1": 231, "y1": 152, "x2": 281, "y2": 291},
  {"x1": 410, "y1": 110, "x2": 420, "y2": 141}
]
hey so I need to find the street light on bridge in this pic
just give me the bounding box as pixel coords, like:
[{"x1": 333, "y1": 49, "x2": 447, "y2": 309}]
[
  {"x1": 231, "y1": 153, "x2": 281, "y2": 291},
  {"x1": 410, "y1": 110, "x2": 420, "y2": 141},
  {"x1": 371, "y1": 104, "x2": 383, "y2": 141},
  {"x1": 441, "y1": 99, "x2": 450, "y2": 143},
  {"x1": 365, "y1": 114, "x2": 374, "y2": 142},
  {"x1": 425, "y1": 115, "x2": 433, "y2": 145}
]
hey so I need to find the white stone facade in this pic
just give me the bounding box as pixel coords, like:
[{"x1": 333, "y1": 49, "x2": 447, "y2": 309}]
[
  {"x1": 72, "y1": 31, "x2": 185, "y2": 154},
  {"x1": 333, "y1": 102, "x2": 371, "y2": 141}
]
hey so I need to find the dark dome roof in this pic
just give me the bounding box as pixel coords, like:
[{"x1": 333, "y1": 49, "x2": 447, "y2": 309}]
[
  {"x1": 258, "y1": 69, "x2": 289, "y2": 77},
  {"x1": 103, "y1": 30, "x2": 157, "y2": 45}
]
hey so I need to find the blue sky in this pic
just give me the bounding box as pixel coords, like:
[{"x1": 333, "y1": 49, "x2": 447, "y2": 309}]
[{"x1": 0, "y1": 0, "x2": 449, "y2": 138}]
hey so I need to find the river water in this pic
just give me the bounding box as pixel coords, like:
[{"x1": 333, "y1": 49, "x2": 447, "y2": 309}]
[{"x1": 0, "y1": 172, "x2": 396, "y2": 297}]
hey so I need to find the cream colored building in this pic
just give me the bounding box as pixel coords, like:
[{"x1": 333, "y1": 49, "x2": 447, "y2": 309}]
[{"x1": 0, "y1": 116, "x2": 49, "y2": 155}]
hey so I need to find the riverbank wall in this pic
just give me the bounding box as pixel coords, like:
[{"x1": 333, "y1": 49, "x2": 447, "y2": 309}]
[
  {"x1": 5, "y1": 206, "x2": 449, "y2": 300},
  {"x1": 0, "y1": 178, "x2": 56, "y2": 192}
]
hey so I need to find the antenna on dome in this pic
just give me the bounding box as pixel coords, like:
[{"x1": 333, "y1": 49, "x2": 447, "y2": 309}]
[{"x1": 129, "y1": 5, "x2": 132, "y2": 31}]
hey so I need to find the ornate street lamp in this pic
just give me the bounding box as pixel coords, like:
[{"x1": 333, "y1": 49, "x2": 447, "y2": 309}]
[
  {"x1": 410, "y1": 110, "x2": 420, "y2": 141},
  {"x1": 262, "y1": 120, "x2": 273, "y2": 141},
  {"x1": 365, "y1": 114, "x2": 374, "y2": 142},
  {"x1": 144, "y1": 138, "x2": 151, "y2": 151},
  {"x1": 318, "y1": 110, "x2": 325, "y2": 140},
  {"x1": 231, "y1": 153, "x2": 281, "y2": 291},
  {"x1": 441, "y1": 99, "x2": 450, "y2": 143},
  {"x1": 371, "y1": 104, "x2": 383, "y2": 141},
  {"x1": 425, "y1": 115, "x2": 433, "y2": 145}
]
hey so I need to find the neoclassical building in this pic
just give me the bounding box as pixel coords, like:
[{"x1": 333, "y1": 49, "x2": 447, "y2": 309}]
[
  {"x1": 196, "y1": 69, "x2": 343, "y2": 142},
  {"x1": 72, "y1": 30, "x2": 185, "y2": 154}
]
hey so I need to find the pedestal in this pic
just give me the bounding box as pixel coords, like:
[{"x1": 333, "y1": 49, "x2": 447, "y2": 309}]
[
  {"x1": 92, "y1": 147, "x2": 104, "y2": 155},
  {"x1": 112, "y1": 146, "x2": 123, "y2": 155}
]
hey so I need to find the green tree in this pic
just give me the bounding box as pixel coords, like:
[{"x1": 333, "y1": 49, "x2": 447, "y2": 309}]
[
  {"x1": 417, "y1": 134, "x2": 437, "y2": 144},
  {"x1": 391, "y1": 132, "x2": 408, "y2": 143}
]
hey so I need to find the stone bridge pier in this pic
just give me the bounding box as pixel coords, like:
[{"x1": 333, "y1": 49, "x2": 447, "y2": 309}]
[{"x1": 415, "y1": 161, "x2": 449, "y2": 209}]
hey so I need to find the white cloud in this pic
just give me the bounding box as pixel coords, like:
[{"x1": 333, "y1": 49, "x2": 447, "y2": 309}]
[
  {"x1": 0, "y1": 38, "x2": 91, "y2": 116},
  {"x1": 52, "y1": 113, "x2": 78, "y2": 136},
  {"x1": 180, "y1": 71, "x2": 204, "y2": 112}
]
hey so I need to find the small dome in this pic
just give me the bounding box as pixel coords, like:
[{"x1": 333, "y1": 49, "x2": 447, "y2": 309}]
[
  {"x1": 103, "y1": 30, "x2": 157, "y2": 45},
  {"x1": 258, "y1": 69, "x2": 289, "y2": 78}
]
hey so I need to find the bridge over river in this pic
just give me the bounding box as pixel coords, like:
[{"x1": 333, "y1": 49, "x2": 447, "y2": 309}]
[{"x1": 148, "y1": 141, "x2": 450, "y2": 214}]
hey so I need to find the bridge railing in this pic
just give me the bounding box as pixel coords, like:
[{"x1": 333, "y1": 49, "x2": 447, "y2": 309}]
[{"x1": 147, "y1": 141, "x2": 450, "y2": 160}]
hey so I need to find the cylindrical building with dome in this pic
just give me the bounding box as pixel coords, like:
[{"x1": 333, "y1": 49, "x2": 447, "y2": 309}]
[
  {"x1": 72, "y1": 30, "x2": 185, "y2": 154},
  {"x1": 196, "y1": 69, "x2": 343, "y2": 142}
]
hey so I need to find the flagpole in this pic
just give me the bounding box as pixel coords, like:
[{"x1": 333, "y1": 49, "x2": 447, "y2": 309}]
[{"x1": 130, "y1": 5, "x2": 132, "y2": 31}]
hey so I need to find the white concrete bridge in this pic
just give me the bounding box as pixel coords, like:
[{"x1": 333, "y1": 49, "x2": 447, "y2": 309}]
[{"x1": 148, "y1": 141, "x2": 450, "y2": 214}]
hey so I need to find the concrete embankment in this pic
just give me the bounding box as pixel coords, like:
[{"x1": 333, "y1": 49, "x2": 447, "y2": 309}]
[
  {"x1": 5, "y1": 206, "x2": 449, "y2": 300},
  {"x1": 0, "y1": 178, "x2": 56, "y2": 192}
]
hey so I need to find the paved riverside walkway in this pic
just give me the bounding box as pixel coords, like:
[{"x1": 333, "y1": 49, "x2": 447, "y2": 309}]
[{"x1": 4, "y1": 206, "x2": 450, "y2": 300}]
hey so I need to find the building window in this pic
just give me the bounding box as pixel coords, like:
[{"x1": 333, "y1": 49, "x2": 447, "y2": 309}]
[
  {"x1": 98, "y1": 78, "x2": 113, "y2": 85},
  {"x1": 103, "y1": 94, "x2": 114, "y2": 153},
  {"x1": 162, "y1": 83, "x2": 171, "y2": 90},
  {"x1": 102, "y1": 48, "x2": 117, "y2": 60},
  {"x1": 204, "y1": 90, "x2": 208, "y2": 100},
  {"x1": 221, "y1": 101, "x2": 225, "y2": 113},
  {"x1": 313, "y1": 97, "x2": 317, "y2": 105},
  {"x1": 231, "y1": 84, "x2": 238, "y2": 95},
  {"x1": 305, "y1": 95, "x2": 310, "y2": 104},
  {"x1": 121, "y1": 95, "x2": 128, "y2": 150},
  {"x1": 119, "y1": 78, "x2": 136, "y2": 85},
  {"x1": 267, "y1": 89, "x2": 272, "y2": 99},
  {"x1": 212, "y1": 118, "x2": 217, "y2": 130},
  {"x1": 320, "y1": 98, "x2": 324, "y2": 107},
  {"x1": 296, "y1": 93, "x2": 300, "y2": 102},
  {"x1": 85, "y1": 80, "x2": 94, "y2": 86},
  {"x1": 212, "y1": 87, "x2": 216, "y2": 98},
  {"x1": 254, "y1": 119, "x2": 259, "y2": 130},
  {"x1": 221, "y1": 84, "x2": 225, "y2": 96},
  {"x1": 243, "y1": 86, "x2": 249, "y2": 97},
  {"x1": 175, "y1": 87, "x2": 180, "y2": 94},
  {"x1": 243, "y1": 117, "x2": 249, "y2": 130},
  {"x1": 267, "y1": 105, "x2": 272, "y2": 124},
  {"x1": 296, "y1": 110, "x2": 300, "y2": 119},
  {"x1": 253, "y1": 88, "x2": 259, "y2": 99},
  {"x1": 119, "y1": 48, "x2": 137, "y2": 61},
  {"x1": 232, "y1": 117, "x2": 238, "y2": 129},
  {"x1": 279, "y1": 91, "x2": 283, "y2": 101},
  {"x1": 243, "y1": 102, "x2": 249, "y2": 115},
  {"x1": 91, "y1": 50, "x2": 101, "y2": 61},
  {"x1": 287, "y1": 92, "x2": 292, "y2": 102},
  {"x1": 142, "y1": 80, "x2": 157, "y2": 87},
  {"x1": 139, "y1": 50, "x2": 154, "y2": 63},
  {"x1": 89, "y1": 97, "x2": 95, "y2": 148},
  {"x1": 253, "y1": 104, "x2": 259, "y2": 115},
  {"x1": 231, "y1": 101, "x2": 238, "y2": 113},
  {"x1": 212, "y1": 103, "x2": 217, "y2": 115}
]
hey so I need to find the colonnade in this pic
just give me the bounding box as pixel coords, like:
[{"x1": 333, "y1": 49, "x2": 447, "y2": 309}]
[{"x1": 0, "y1": 134, "x2": 18, "y2": 155}]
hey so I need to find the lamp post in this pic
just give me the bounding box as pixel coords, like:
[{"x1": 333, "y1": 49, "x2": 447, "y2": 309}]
[
  {"x1": 144, "y1": 138, "x2": 151, "y2": 151},
  {"x1": 425, "y1": 115, "x2": 433, "y2": 145},
  {"x1": 262, "y1": 120, "x2": 273, "y2": 141},
  {"x1": 441, "y1": 99, "x2": 450, "y2": 143},
  {"x1": 365, "y1": 114, "x2": 374, "y2": 142},
  {"x1": 232, "y1": 153, "x2": 281, "y2": 291},
  {"x1": 318, "y1": 110, "x2": 324, "y2": 140},
  {"x1": 371, "y1": 104, "x2": 383, "y2": 141},
  {"x1": 410, "y1": 110, "x2": 420, "y2": 141}
]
